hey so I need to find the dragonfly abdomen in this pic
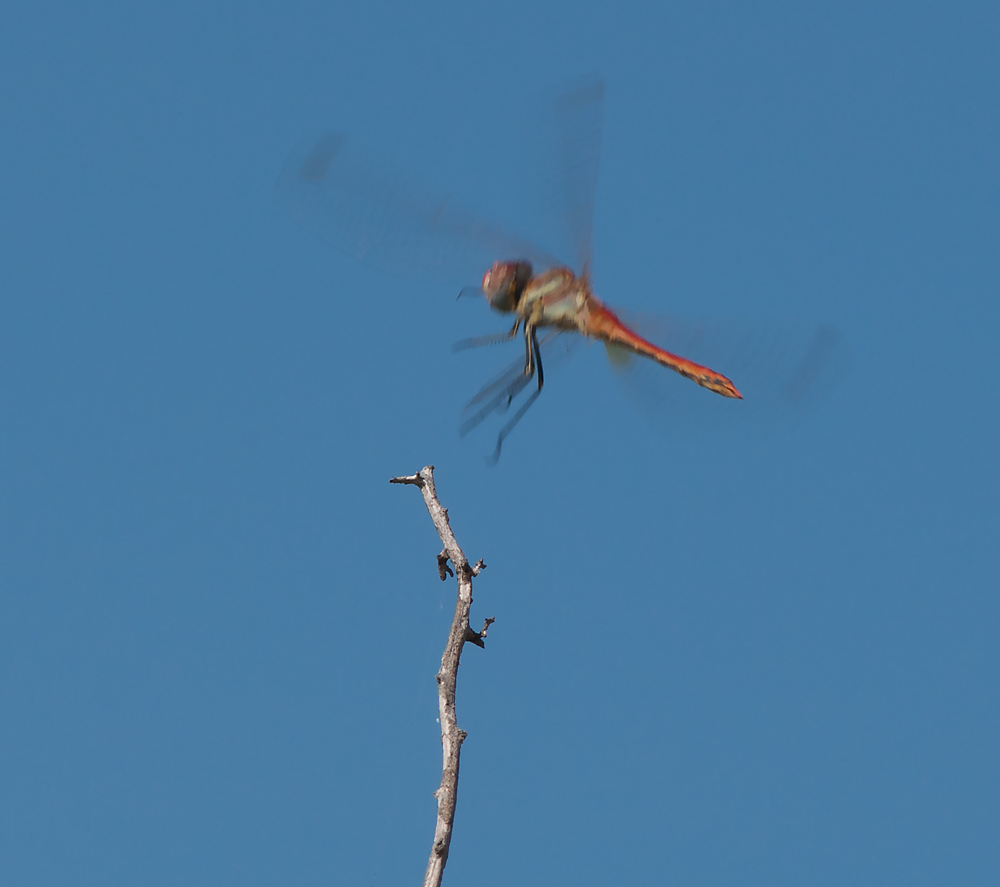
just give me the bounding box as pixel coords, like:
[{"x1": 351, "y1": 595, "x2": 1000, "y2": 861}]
[{"x1": 583, "y1": 299, "x2": 743, "y2": 399}]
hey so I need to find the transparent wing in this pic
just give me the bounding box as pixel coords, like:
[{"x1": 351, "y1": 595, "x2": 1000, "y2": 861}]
[
  {"x1": 609, "y1": 311, "x2": 849, "y2": 433},
  {"x1": 456, "y1": 330, "x2": 578, "y2": 460},
  {"x1": 546, "y1": 75, "x2": 605, "y2": 277},
  {"x1": 276, "y1": 133, "x2": 560, "y2": 284}
]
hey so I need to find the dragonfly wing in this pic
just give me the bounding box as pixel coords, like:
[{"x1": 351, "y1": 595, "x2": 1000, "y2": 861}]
[
  {"x1": 549, "y1": 75, "x2": 605, "y2": 278},
  {"x1": 276, "y1": 133, "x2": 561, "y2": 284},
  {"x1": 457, "y1": 330, "x2": 576, "y2": 435}
]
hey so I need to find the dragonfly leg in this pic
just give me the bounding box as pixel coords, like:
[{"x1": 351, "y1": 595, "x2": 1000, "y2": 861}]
[
  {"x1": 531, "y1": 326, "x2": 544, "y2": 391},
  {"x1": 490, "y1": 387, "x2": 542, "y2": 465},
  {"x1": 507, "y1": 324, "x2": 534, "y2": 409},
  {"x1": 522, "y1": 324, "x2": 533, "y2": 374},
  {"x1": 489, "y1": 324, "x2": 546, "y2": 463}
]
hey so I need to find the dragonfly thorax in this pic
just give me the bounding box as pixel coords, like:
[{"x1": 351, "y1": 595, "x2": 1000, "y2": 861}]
[{"x1": 482, "y1": 260, "x2": 533, "y2": 313}]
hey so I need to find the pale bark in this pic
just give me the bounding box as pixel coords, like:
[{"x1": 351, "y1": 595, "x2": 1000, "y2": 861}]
[{"x1": 389, "y1": 466, "x2": 493, "y2": 887}]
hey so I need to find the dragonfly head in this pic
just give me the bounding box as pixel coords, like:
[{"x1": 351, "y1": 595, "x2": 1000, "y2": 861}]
[{"x1": 482, "y1": 261, "x2": 533, "y2": 313}]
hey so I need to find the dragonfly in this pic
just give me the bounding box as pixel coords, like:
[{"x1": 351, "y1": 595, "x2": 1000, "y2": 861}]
[
  {"x1": 459, "y1": 258, "x2": 740, "y2": 457},
  {"x1": 277, "y1": 78, "x2": 834, "y2": 460}
]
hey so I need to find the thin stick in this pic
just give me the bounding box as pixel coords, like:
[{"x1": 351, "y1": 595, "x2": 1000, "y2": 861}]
[{"x1": 389, "y1": 466, "x2": 492, "y2": 887}]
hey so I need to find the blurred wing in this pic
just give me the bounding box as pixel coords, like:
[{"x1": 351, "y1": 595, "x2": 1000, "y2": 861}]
[
  {"x1": 549, "y1": 76, "x2": 605, "y2": 277},
  {"x1": 610, "y1": 311, "x2": 849, "y2": 433},
  {"x1": 457, "y1": 330, "x2": 577, "y2": 436},
  {"x1": 276, "y1": 133, "x2": 560, "y2": 284}
]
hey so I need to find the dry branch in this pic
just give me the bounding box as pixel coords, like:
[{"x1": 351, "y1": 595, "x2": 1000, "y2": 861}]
[{"x1": 389, "y1": 465, "x2": 492, "y2": 887}]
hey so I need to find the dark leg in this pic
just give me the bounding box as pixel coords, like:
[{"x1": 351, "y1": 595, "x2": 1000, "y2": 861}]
[
  {"x1": 489, "y1": 325, "x2": 546, "y2": 463},
  {"x1": 522, "y1": 325, "x2": 534, "y2": 376},
  {"x1": 489, "y1": 388, "x2": 542, "y2": 464},
  {"x1": 505, "y1": 324, "x2": 535, "y2": 410},
  {"x1": 531, "y1": 326, "x2": 544, "y2": 390}
]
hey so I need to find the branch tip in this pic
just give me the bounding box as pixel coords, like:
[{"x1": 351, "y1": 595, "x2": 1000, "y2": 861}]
[{"x1": 389, "y1": 472, "x2": 423, "y2": 487}]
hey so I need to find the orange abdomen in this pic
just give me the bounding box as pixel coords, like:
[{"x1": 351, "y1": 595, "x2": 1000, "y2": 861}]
[{"x1": 584, "y1": 301, "x2": 742, "y2": 399}]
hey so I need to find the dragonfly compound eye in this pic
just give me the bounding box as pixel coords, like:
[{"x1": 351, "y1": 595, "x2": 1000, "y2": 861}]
[{"x1": 482, "y1": 260, "x2": 533, "y2": 312}]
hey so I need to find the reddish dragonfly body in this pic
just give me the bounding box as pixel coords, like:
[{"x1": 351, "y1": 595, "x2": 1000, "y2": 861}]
[
  {"x1": 481, "y1": 260, "x2": 741, "y2": 399},
  {"x1": 277, "y1": 77, "x2": 837, "y2": 459}
]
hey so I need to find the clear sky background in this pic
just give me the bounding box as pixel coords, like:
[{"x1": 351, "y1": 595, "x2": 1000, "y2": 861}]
[{"x1": 2, "y1": 2, "x2": 998, "y2": 885}]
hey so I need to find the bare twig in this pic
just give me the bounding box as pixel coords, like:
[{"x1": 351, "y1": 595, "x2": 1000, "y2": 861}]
[{"x1": 389, "y1": 466, "x2": 493, "y2": 887}]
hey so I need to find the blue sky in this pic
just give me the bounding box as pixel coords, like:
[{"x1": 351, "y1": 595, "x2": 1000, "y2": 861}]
[{"x1": 1, "y1": 2, "x2": 998, "y2": 884}]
